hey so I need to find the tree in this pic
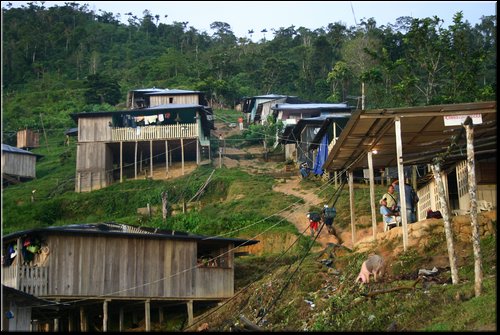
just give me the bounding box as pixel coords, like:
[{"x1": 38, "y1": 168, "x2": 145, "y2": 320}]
[{"x1": 83, "y1": 73, "x2": 121, "y2": 105}]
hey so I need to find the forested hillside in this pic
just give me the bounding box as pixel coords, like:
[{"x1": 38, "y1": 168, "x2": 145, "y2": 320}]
[{"x1": 2, "y1": 2, "x2": 496, "y2": 144}]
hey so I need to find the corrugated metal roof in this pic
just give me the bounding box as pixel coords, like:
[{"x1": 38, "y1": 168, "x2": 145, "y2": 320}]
[
  {"x1": 71, "y1": 104, "x2": 208, "y2": 120},
  {"x1": 324, "y1": 101, "x2": 497, "y2": 172},
  {"x1": 2, "y1": 222, "x2": 259, "y2": 247},
  {"x1": 272, "y1": 103, "x2": 350, "y2": 110},
  {"x1": 145, "y1": 89, "x2": 201, "y2": 95},
  {"x1": 2, "y1": 144, "x2": 38, "y2": 156}
]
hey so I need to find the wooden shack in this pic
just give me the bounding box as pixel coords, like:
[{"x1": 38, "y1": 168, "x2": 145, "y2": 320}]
[
  {"x1": 71, "y1": 104, "x2": 214, "y2": 192},
  {"x1": 127, "y1": 88, "x2": 209, "y2": 109},
  {"x1": 2, "y1": 144, "x2": 42, "y2": 185},
  {"x1": 2, "y1": 223, "x2": 258, "y2": 331},
  {"x1": 16, "y1": 129, "x2": 40, "y2": 149}
]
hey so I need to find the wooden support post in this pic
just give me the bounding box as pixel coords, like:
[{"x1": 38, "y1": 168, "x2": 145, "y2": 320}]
[
  {"x1": 196, "y1": 138, "x2": 200, "y2": 165},
  {"x1": 368, "y1": 151, "x2": 377, "y2": 239},
  {"x1": 159, "y1": 306, "x2": 164, "y2": 325},
  {"x1": 120, "y1": 141, "x2": 123, "y2": 183},
  {"x1": 150, "y1": 140, "x2": 153, "y2": 178},
  {"x1": 349, "y1": 171, "x2": 356, "y2": 244},
  {"x1": 53, "y1": 317, "x2": 59, "y2": 332},
  {"x1": 140, "y1": 150, "x2": 143, "y2": 172},
  {"x1": 68, "y1": 313, "x2": 74, "y2": 332},
  {"x1": 80, "y1": 306, "x2": 87, "y2": 332},
  {"x1": 135, "y1": 141, "x2": 138, "y2": 179},
  {"x1": 395, "y1": 117, "x2": 408, "y2": 252},
  {"x1": 119, "y1": 307, "x2": 124, "y2": 332},
  {"x1": 103, "y1": 300, "x2": 109, "y2": 332},
  {"x1": 181, "y1": 138, "x2": 185, "y2": 175},
  {"x1": 432, "y1": 163, "x2": 459, "y2": 284},
  {"x1": 464, "y1": 118, "x2": 483, "y2": 296},
  {"x1": 89, "y1": 171, "x2": 92, "y2": 191},
  {"x1": 165, "y1": 140, "x2": 169, "y2": 176},
  {"x1": 145, "y1": 299, "x2": 151, "y2": 332},
  {"x1": 186, "y1": 300, "x2": 194, "y2": 326}
]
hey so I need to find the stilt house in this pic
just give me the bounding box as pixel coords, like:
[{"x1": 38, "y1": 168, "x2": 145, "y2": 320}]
[
  {"x1": 71, "y1": 103, "x2": 214, "y2": 192},
  {"x1": 2, "y1": 222, "x2": 258, "y2": 331}
]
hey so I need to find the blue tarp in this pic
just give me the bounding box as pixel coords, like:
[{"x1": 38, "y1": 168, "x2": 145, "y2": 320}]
[{"x1": 313, "y1": 133, "x2": 328, "y2": 176}]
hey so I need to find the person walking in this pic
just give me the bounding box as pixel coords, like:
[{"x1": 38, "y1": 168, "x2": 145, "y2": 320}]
[
  {"x1": 322, "y1": 204, "x2": 343, "y2": 244},
  {"x1": 307, "y1": 212, "x2": 321, "y2": 237}
]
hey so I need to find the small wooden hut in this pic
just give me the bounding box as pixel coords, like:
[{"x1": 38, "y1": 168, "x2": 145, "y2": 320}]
[{"x1": 16, "y1": 129, "x2": 40, "y2": 149}]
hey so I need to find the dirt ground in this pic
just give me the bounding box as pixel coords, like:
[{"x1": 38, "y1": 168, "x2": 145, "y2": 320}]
[{"x1": 273, "y1": 176, "x2": 344, "y2": 249}]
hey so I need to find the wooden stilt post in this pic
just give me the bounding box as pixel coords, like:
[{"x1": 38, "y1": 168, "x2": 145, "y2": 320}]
[
  {"x1": 103, "y1": 300, "x2": 109, "y2": 332},
  {"x1": 165, "y1": 140, "x2": 169, "y2": 176},
  {"x1": 181, "y1": 138, "x2": 185, "y2": 175},
  {"x1": 186, "y1": 300, "x2": 194, "y2": 326},
  {"x1": 159, "y1": 306, "x2": 164, "y2": 325},
  {"x1": 196, "y1": 138, "x2": 199, "y2": 165},
  {"x1": 150, "y1": 140, "x2": 153, "y2": 178},
  {"x1": 80, "y1": 306, "x2": 87, "y2": 332},
  {"x1": 135, "y1": 141, "x2": 138, "y2": 179},
  {"x1": 368, "y1": 151, "x2": 377, "y2": 239},
  {"x1": 120, "y1": 141, "x2": 123, "y2": 183},
  {"x1": 349, "y1": 171, "x2": 356, "y2": 244},
  {"x1": 145, "y1": 299, "x2": 151, "y2": 332},
  {"x1": 119, "y1": 307, "x2": 124, "y2": 332}
]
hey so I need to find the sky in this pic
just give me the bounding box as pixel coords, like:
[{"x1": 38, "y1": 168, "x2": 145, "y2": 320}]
[{"x1": 4, "y1": 1, "x2": 497, "y2": 42}]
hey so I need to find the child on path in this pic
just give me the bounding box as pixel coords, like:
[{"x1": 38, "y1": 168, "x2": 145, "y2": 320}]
[{"x1": 307, "y1": 212, "x2": 321, "y2": 237}]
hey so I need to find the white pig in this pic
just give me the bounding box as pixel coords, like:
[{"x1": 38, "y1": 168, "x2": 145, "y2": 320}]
[{"x1": 356, "y1": 254, "x2": 384, "y2": 284}]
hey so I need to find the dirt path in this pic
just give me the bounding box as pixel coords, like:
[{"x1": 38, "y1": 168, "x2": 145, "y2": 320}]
[{"x1": 273, "y1": 176, "x2": 342, "y2": 250}]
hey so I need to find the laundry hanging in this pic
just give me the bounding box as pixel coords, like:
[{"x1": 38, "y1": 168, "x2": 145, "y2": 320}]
[{"x1": 313, "y1": 133, "x2": 328, "y2": 176}]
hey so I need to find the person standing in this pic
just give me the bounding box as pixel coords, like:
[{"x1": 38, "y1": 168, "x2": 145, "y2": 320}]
[
  {"x1": 238, "y1": 117, "x2": 244, "y2": 130},
  {"x1": 392, "y1": 179, "x2": 419, "y2": 223}
]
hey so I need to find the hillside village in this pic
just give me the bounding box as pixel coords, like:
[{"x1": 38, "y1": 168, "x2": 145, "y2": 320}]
[
  {"x1": 1, "y1": 3, "x2": 497, "y2": 331},
  {"x1": 2, "y1": 86, "x2": 497, "y2": 331}
]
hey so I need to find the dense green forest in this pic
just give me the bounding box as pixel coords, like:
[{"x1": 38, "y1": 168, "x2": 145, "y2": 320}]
[{"x1": 1, "y1": 1, "x2": 496, "y2": 144}]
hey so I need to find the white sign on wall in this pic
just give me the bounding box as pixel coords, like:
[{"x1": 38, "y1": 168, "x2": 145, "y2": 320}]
[{"x1": 443, "y1": 114, "x2": 483, "y2": 126}]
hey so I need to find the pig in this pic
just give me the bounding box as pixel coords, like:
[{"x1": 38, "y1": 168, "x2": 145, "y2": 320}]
[{"x1": 356, "y1": 254, "x2": 385, "y2": 284}]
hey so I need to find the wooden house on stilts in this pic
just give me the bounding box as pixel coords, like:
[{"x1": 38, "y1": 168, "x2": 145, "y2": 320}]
[
  {"x1": 71, "y1": 104, "x2": 214, "y2": 192},
  {"x1": 1, "y1": 223, "x2": 259, "y2": 331}
]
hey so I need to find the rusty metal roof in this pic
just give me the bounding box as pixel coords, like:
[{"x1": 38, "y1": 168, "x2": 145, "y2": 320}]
[{"x1": 323, "y1": 101, "x2": 497, "y2": 172}]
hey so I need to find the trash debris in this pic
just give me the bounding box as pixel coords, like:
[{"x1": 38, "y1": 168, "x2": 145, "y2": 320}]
[{"x1": 418, "y1": 266, "x2": 439, "y2": 276}]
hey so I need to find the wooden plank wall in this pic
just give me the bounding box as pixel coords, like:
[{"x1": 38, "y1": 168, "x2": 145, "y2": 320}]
[
  {"x1": 150, "y1": 94, "x2": 199, "y2": 106},
  {"x1": 44, "y1": 235, "x2": 234, "y2": 299},
  {"x1": 6, "y1": 301, "x2": 32, "y2": 331},
  {"x1": 75, "y1": 142, "x2": 113, "y2": 192},
  {"x1": 78, "y1": 116, "x2": 112, "y2": 142},
  {"x1": 1, "y1": 152, "x2": 36, "y2": 178},
  {"x1": 17, "y1": 129, "x2": 40, "y2": 149}
]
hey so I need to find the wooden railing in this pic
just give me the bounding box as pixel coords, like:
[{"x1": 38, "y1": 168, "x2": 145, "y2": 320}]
[
  {"x1": 111, "y1": 123, "x2": 198, "y2": 142},
  {"x1": 2, "y1": 265, "x2": 49, "y2": 296}
]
